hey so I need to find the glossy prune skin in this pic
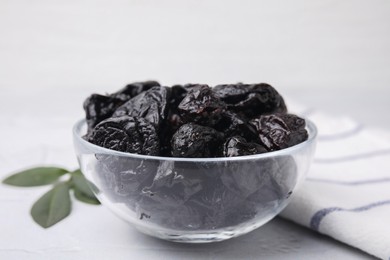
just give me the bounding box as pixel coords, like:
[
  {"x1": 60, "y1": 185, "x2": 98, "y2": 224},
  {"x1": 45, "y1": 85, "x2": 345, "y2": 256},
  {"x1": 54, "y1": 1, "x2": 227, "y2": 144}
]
[
  {"x1": 213, "y1": 83, "x2": 251, "y2": 103},
  {"x1": 113, "y1": 86, "x2": 171, "y2": 128},
  {"x1": 171, "y1": 123, "x2": 224, "y2": 158},
  {"x1": 249, "y1": 114, "x2": 308, "y2": 151},
  {"x1": 83, "y1": 94, "x2": 124, "y2": 134},
  {"x1": 88, "y1": 116, "x2": 160, "y2": 155},
  {"x1": 214, "y1": 111, "x2": 257, "y2": 141},
  {"x1": 223, "y1": 136, "x2": 267, "y2": 157},
  {"x1": 83, "y1": 81, "x2": 160, "y2": 134},
  {"x1": 111, "y1": 81, "x2": 161, "y2": 102},
  {"x1": 213, "y1": 83, "x2": 287, "y2": 117},
  {"x1": 178, "y1": 84, "x2": 226, "y2": 126}
]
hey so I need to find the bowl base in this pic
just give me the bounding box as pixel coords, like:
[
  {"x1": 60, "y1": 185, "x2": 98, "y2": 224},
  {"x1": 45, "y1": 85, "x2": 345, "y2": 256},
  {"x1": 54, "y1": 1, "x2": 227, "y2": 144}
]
[{"x1": 134, "y1": 217, "x2": 274, "y2": 243}]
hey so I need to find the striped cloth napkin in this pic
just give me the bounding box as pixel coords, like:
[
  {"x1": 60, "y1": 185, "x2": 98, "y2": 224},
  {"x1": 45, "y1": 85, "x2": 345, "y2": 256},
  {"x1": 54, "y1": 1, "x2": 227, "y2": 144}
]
[{"x1": 281, "y1": 108, "x2": 390, "y2": 260}]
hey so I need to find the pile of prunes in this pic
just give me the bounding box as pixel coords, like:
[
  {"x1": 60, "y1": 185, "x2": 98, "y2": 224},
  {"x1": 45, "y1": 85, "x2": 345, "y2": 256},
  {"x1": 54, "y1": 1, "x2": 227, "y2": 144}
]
[
  {"x1": 83, "y1": 82, "x2": 306, "y2": 230},
  {"x1": 84, "y1": 81, "x2": 308, "y2": 157}
]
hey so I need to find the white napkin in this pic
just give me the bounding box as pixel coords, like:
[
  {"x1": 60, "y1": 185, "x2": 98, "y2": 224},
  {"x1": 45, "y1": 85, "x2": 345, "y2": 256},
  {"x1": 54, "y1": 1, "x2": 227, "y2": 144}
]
[{"x1": 281, "y1": 109, "x2": 390, "y2": 260}]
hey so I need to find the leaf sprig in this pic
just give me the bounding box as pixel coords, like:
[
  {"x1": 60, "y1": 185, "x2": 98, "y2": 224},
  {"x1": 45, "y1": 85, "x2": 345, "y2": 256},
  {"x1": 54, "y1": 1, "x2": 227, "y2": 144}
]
[{"x1": 2, "y1": 167, "x2": 100, "y2": 228}]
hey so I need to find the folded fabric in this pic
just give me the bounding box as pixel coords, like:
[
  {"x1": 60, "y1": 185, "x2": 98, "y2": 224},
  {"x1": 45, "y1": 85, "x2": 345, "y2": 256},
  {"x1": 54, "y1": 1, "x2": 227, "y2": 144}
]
[{"x1": 281, "y1": 109, "x2": 390, "y2": 260}]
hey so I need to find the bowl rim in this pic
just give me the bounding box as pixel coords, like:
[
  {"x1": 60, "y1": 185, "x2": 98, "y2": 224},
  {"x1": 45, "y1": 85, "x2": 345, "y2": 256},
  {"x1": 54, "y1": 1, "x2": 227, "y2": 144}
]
[{"x1": 73, "y1": 117, "x2": 317, "y2": 162}]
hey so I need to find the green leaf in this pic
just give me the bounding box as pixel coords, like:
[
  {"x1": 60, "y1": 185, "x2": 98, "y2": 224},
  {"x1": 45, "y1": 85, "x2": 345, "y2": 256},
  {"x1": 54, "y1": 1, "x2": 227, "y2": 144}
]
[
  {"x1": 70, "y1": 169, "x2": 100, "y2": 205},
  {"x1": 2, "y1": 167, "x2": 68, "y2": 187},
  {"x1": 30, "y1": 182, "x2": 71, "y2": 228},
  {"x1": 73, "y1": 188, "x2": 100, "y2": 205},
  {"x1": 70, "y1": 170, "x2": 96, "y2": 198}
]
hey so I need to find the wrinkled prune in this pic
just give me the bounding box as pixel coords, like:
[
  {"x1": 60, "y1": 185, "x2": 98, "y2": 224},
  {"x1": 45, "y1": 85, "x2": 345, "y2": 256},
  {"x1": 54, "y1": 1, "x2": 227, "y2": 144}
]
[
  {"x1": 94, "y1": 154, "x2": 159, "y2": 208},
  {"x1": 171, "y1": 123, "x2": 224, "y2": 157},
  {"x1": 213, "y1": 83, "x2": 251, "y2": 103},
  {"x1": 220, "y1": 156, "x2": 297, "y2": 203},
  {"x1": 220, "y1": 158, "x2": 275, "y2": 198},
  {"x1": 83, "y1": 81, "x2": 160, "y2": 134},
  {"x1": 214, "y1": 83, "x2": 287, "y2": 117},
  {"x1": 141, "y1": 161, "x2": 204, "y2": 206},
  {"x1": 214, "y1": 111, "x2": 257, "y2": 140},
  {"x1": 249, "y1": 114, "x2": 308, "y2": 151},
  {"x1": 188, "y1": 180, "x2": 256, "y2": 229},
  {"x1": 279, "y1": 113, "x2": 306, "y2": 130},
  {"x1": 113, "y1": 86, "x2": 171, "y2": 128},
  {"x1": 247, "y1": 156, "x2": 297, "y2": 203},
  {"x1": 111, "y1": 81, "x2": 160, "y2": 102},
  {"x1": 88, "y1": 116, "x2": 160, "y2": 155},
  {"x1": 223, "y1": 136, "x2": 267, "y2": 157},
  {"x1": 83, "y1": 94, "x2": 124, "y2": 134},
  {"x1": 178, "y1": 84, "x2": 226, "y2": 125}
]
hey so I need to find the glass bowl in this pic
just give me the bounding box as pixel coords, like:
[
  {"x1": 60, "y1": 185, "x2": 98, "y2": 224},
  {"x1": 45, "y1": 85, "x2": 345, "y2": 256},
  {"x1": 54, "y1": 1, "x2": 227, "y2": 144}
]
[{"x1": 73, "y1": 119, "x2": 317, "y2": 243}]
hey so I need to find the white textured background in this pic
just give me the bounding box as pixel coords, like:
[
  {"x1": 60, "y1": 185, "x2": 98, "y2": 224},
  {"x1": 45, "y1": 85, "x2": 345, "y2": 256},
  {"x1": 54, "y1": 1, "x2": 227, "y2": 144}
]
[
  {"x1": 1, "y1": 1, "x2": 389, "y2": 259},
  {"x1": 1, "y1": 0, "x2": 390, "y2": 122}
]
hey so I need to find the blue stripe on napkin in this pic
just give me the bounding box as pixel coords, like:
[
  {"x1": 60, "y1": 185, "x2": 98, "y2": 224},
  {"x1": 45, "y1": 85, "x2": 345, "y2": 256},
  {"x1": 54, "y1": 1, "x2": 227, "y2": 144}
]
[{"x1": 310, "y1": 200, "x2": 390, "y2": 231}]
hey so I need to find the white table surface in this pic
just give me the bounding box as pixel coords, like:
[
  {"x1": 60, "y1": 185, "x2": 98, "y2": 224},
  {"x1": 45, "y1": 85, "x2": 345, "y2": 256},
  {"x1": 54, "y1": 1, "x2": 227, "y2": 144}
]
[{"x1": 1, "y1": 1, "x2": 389, "y2": 259}]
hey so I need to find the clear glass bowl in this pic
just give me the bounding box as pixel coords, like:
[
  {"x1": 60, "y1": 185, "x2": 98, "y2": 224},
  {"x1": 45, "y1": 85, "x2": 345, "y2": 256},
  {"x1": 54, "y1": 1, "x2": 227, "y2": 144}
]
[{"x1": 73, "y1": 119, "x2": 317, "y2": 243}]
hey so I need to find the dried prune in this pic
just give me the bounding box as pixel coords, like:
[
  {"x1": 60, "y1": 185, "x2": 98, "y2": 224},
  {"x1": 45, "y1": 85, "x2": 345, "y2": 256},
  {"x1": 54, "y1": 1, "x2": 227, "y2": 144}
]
[
  {"x1": 214, "y1": 111, "x2": 257, "y2": 140},
  {"x1": 220, "y1": 156, "x2": 297, "y2": 204},
  {"x1": 111, "y1": 81, "x2": 160, "y2": 102},
  {"x1": 88, "y1": 116, "x2": 160, "y2": 155},
  {"x1": 213, "y1": 83, "x2": 251, "y2": 103},
  {"x1": 113, "y1": 86, "x2": 171, "y2": 128},
  {"x1": 94, "y1": 154, "x2": 159, "y2": 208},
  {"x1": 279, "y1": 113, "x2": 306, "y2": 130},
  {"x1": 171, "y1": 123, "x2": 224, "y2": 157},
  {"x1": 83, "y1": 94, "x2": 124, "y2": 134},
  {"x1": 220, "y1": 158, "x2": 276, "y2": 198},
  {"x1": 83, "y1": 81, "x2": 161, "y2": 134},
  {"x1": 213, "y1": 83, "x2": 287, "y2": 117},
  {"x1": 249, "y1": 114, "x2": 308, "y2": 151},
  {"x1": 247, "y1": 156, "x2": 297, "y2": 203},
  {"x1": 141, "y1": 161, "x2": 204, "y2": 206},
  {"x1": 178, "y1": 84, "x2": 226, "y2": 126},
  {"x1": 187, "y1": 180, "x2": 256, "y2": 229},
  {"x1": 223, "y1": 136, "x2": 267, "y2": 157}
]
